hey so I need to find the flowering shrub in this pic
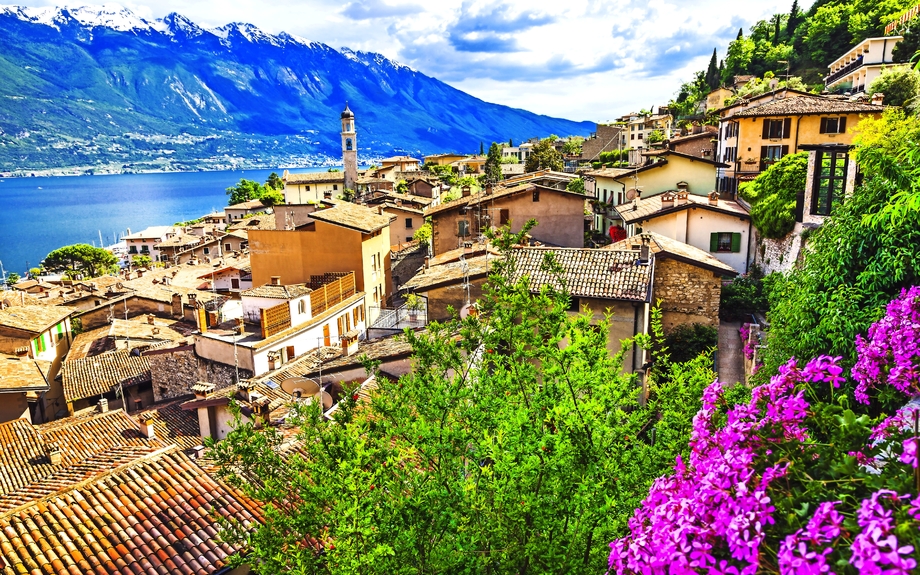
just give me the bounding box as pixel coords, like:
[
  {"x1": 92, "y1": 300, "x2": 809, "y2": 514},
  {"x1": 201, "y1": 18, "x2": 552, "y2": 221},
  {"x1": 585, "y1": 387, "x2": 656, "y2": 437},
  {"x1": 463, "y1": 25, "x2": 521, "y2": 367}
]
[
  {"x1": 739, "y1": 323, "x2": 756, "y2": 361},
  {"x1": 609, "y1": 288, "x2": 920, "y2": 575}
]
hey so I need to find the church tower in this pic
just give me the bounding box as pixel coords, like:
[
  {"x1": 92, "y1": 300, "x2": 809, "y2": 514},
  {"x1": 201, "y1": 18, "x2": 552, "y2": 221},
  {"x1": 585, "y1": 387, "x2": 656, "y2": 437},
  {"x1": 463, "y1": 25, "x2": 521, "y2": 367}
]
[{"x1": 341, "y1": 103, "x2": 357, "y2": 192}]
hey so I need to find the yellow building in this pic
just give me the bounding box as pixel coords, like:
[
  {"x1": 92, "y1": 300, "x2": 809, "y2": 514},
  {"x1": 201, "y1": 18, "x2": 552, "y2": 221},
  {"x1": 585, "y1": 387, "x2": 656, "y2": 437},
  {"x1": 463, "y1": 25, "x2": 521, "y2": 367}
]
[
  {"x1": 282, "y1": 170, "x2": 347, "y2": 204},
  {"x1": 423, "y1": 153, "x2": 467, "y2": 166},
  {"x1": 716, "y1": 91, "x2": 885, "y2": 196},
  {"x1": 249, "y1": 201, "x2": 393, "y2": 323}
]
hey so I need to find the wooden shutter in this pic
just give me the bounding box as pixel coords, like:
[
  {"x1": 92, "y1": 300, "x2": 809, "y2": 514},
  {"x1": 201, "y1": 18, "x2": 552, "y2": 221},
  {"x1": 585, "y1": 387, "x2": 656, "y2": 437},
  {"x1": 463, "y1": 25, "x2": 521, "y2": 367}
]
[
  {"x1": 731, "y1": 233, "x2": 742, "y2": 253},
  {"x1": 839, "y1": 117, "x2": 847, "y2": 133},
  {"x1": 286, "y1": 346, "x2": 295, "y2": 361},
  {"x1": 781, "y1": 145, "x2": 789, "y2": 157},
  {"x1": 762, "y1": 119, "x2": 770, "y2": 139},
  {"x1": 782, "y1": 118, "x2": 792, "y2": 139},
  {"x1": 819, "y1": 118, "x2": 827, "y2": 134},
  {"x1": 760, "y1": 146, "x2": 768, "y2": 170},
  {"x1": 323, "y1": 324, "x2": 331, "y2": 346},
  {"x1": 337, "y1": 316, "x2": 344, "y2": 335},
  {"x1": 500, "y1": 209, "x2": 510, "y2": 225},
  {"x1": 710, "y1": 233, "x2": 719, "y2": 252}
]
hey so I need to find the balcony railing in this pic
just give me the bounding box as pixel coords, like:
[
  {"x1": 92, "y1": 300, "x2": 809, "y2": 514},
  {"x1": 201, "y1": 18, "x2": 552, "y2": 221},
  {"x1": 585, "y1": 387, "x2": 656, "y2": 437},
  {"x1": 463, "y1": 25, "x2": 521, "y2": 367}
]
[{"x1": 825, "y1": 55, "x2": 863, "y2": 86}]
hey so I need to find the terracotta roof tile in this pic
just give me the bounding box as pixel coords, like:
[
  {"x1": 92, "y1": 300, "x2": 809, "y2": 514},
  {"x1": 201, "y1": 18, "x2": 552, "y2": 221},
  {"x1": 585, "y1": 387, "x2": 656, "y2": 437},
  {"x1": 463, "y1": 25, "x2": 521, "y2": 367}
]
[
  {"x1": 604, "y1": 232, "x2": 737, "y2": 275},
  {"x1": 0, "y1": 449, "x2": 260, "y2": 575},
  {"x1": 241, "y1": 283, "x2": 311, "y2": 299},
  {"x1": 0, "y1": 355, "x2": 50, "y2": 393},
  {"x1": 507, "y1": 247, "x2": 654, "y2": 302},
  {"x1": 0, "y1": 305, "x2": 71, "y2": 334},
  {"x1": 731, "y1": 93, "x2": 885, "y2": 117},
  {"x1": 227, "y1": 214, "x2": 276, "y2": 231},
  {"x1": 62, "y1": 349, "x2": 151, "y2": 404},
  {"x1": 401, "y1": 255, "x2": 491, "y2": 291},
  {"x1": 283, "y1": 171, "x2": 346, "y2": 184},
  {"x1": 615, "y1": 191, "x2": 750, "y2": 224},
  {"x1": 307, "y1": 201, "x2": 392, "y2": 233}
]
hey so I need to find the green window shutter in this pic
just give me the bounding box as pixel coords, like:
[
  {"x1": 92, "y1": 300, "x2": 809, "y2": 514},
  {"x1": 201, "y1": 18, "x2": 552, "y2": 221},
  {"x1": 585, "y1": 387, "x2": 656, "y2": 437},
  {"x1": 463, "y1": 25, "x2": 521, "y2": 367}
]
[
  {"x1": 731, "y1": 232, "x2": 742, "y2": 253},
  {"x1": 710, "y1": 233, "x2": 719, "y2": 252}
]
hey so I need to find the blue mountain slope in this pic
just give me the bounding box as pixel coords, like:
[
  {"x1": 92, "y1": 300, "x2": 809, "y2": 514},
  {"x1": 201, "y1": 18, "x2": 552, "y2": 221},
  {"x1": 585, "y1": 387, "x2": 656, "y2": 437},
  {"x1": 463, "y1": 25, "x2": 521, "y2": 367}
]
[{"x1": 0, "y1": 5, "x2": 593, "y2": 173}]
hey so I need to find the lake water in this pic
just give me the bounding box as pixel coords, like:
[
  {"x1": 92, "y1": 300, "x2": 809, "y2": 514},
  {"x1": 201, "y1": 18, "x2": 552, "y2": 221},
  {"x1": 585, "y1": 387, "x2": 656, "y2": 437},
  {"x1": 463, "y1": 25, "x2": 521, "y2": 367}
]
[{"x1": 0, "y1": 167, "x2": 337, "y2": 275}]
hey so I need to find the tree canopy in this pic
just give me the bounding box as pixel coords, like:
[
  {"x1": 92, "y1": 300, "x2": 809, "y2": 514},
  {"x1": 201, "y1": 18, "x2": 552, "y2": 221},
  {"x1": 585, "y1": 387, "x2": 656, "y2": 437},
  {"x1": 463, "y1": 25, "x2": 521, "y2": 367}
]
[
  {"x1": 210, "y1": 224, "x2": 717, "y2": 574},
  {"x1": 740, "y1": 151, "x2": 808, "y2": 239},
  {"x1": 226, "y1": 178, "x2": 284, "y2": 206},
  {"x1": 524, "y1": 138, "x2": 564, "y2": 172},
  {"x1": 42, "y1": 244, "x2": 118, "y2": 278},
  {"x1": 484, "y1": 142, "x2": 503, "y2": 184}
]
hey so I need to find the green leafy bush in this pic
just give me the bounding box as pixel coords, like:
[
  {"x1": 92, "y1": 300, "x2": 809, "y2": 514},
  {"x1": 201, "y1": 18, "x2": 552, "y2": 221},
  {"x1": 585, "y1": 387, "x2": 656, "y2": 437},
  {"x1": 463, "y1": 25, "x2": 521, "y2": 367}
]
[
  {"x1": 740, "y1": 152, "x2": 807, "y2": 239},
  {"x1": 719, "y1": 266, "x2": 773, "y2": 321},
  {"x1": 662, "y1": 323, "x2": 717, "y2": 364}
]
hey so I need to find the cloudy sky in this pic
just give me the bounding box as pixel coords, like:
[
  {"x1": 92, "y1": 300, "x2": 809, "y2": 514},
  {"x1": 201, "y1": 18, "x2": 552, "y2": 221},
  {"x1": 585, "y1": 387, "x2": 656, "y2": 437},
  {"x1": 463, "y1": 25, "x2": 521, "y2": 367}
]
[{"x1": 19, "y1": 0, "x2": 807, "y2": 122}]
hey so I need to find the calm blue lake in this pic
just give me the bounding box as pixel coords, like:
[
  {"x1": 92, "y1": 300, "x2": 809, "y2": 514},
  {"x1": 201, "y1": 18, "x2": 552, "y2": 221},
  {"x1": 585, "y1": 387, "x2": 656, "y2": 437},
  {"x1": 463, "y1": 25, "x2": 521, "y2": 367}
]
[{"x1": 0, "y1": 167, "x2": 337, "y2": 275}]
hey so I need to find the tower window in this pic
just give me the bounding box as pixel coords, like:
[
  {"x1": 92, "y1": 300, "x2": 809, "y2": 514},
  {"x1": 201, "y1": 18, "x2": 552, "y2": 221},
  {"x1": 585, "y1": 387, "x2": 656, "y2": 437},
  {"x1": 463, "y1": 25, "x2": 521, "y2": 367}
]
[{"x1": 346, "y1": 138, "x2": 353, "y2": 151}]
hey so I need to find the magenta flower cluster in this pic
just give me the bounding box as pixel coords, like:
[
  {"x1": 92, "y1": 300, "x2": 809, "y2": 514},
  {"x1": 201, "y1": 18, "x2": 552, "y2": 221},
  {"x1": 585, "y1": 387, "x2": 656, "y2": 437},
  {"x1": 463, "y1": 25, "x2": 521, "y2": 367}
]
[
  {"x1": 740, "y1": 324, "x2": 756, "y2": 361},
  {"x1": 853, "y1": 286, "x2": 920, "y2": 404},
  {"x1": 608, "y1": 287, "x2": 920, "y2": 575},
  {"x1": 607, "y1": 358, "x2": 814, "y2": 574},
  {"x1": 777, "y1": 501, "x2": 843, "y2": 574}
]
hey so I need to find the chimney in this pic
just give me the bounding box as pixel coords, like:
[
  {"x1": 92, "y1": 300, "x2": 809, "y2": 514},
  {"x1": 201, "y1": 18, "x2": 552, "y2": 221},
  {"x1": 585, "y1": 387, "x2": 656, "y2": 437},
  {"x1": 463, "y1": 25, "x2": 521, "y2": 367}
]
[
  {"x1": 147, "y1": 315, "x2": 155, "y2": 325},
  {"x1": 98, "y1": 397, "x2": 109, "y2": 413},
  {"x1": 424, "y1": 256, "x2": 430, "y2": 269},
  {"x1": 237, "y1": 380, "x2": 256, "y2": 403},
  {"x1": 461, "y1": 185, "x2": 471, "y2": 197},
  {"x1": 138, "y1": 413, "x2": 156, "y2": 439},
  {"x1": 341, "y1": 332, "x2": 359, "y2": 357},
  {"x1": 708, "y1": 191, "x2": 720, "y2": 206},
  {"x1": 639, "y1": 234, "x2": 651, "y2": 264},
  {"x1": 192, "y1": 381, "x2": 215, "y2": 400},
  {"x1": 485, "y1": 183, "x2": 493, "y2": 195},
  {"x1": 236, "y1": 316, "x2": 245, "y2": 335},
  {"x1": 377, "y1": 206, "x2": 384, "y2": 215},
  {"x1": 660, "y1": 192, "x2": 675, "y2": 209},
  {"x1": 171, "y1": 292, "x2": 183, "y2": 318},
  {"x1": 871, "y1": 92, "x2": 884, "y2": 106},
  {"x1": 14, "y1": 346, "x2": 29, "y2": 359},
  {"x1": 47, "y1": 444, "x2": 62, "y2": 466},
  {"x1": 188, "y1": 293, "x2": 198, "y2": 307},
  {"x1": 270, "y1": 276, "x2": 281, "y2": 286},
  {"x1": 136, "y1": 270, "x2": 143, "y2": 278},
  {"x1": 676, "y1": 191, "x2": 689, "y2": 206},
  {"x1": 152, "y1": 327, "x2": 160, "y2": 335}
]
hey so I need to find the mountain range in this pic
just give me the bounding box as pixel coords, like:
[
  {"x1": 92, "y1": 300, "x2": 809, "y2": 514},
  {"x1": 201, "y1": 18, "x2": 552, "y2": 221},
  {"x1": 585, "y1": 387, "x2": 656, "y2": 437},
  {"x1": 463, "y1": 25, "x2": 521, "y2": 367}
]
[{"x1": 0, "y1": 4, "x2": 594, "y2": 175}]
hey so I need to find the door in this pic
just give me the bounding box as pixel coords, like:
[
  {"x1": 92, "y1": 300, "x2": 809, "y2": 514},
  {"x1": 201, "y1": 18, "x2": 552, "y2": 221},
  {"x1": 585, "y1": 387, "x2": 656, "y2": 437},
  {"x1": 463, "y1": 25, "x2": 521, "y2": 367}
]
[
  {"x1": 323, "y1": 324, "x2": 331, "y2": 346},
  {"x1": 231, "y1": 278, "x2": 240, "y2": 290}
]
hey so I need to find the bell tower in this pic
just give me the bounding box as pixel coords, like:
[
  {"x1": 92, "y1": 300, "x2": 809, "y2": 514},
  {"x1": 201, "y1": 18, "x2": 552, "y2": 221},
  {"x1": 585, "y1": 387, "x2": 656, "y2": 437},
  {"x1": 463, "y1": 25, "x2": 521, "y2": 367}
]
[{"x1": 341, "y1": 103, "x2": 357, "y2": 193}]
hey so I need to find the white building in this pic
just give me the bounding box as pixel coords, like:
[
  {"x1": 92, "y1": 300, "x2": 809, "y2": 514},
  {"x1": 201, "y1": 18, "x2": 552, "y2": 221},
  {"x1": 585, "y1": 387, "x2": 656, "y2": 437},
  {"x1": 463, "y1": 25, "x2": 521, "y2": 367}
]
[
  {"x1": 825, "y1": 36, "x2": 904, "y2": 95},
  {"x1": 194, "y1": 273, "x2": 366, "y2": 376},
  {"x1": 122, "y1": 226, "x2": 178, "y2": 264}
]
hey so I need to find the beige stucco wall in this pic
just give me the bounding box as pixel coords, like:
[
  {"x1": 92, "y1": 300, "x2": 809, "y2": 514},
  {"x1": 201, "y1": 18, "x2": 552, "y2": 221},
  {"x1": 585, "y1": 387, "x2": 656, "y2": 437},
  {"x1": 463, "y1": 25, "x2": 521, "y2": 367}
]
[
  {"x1": 591, "y1": 154, "x2": 718, "y2": 200},
  {"x1": 283, "y1": 181, "x2": 344, "y2": 204},
  {"x1": 421, "y1": 278, "x2": 486, "y2": 322},
  {"x1": 383, "y1": 206, "x2": 425, "y2": 247},
  {"x1": 574, "y1": 298, "x2": 644, "y2": 371},
  {"x1": 632, "y1": 207, "x2": 748, "y2": 273}
]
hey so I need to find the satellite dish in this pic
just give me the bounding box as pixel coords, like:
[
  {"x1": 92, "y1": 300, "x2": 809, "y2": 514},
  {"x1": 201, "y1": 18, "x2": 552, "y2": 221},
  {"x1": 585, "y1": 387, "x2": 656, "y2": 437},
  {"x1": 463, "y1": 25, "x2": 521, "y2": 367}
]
[
  {"x1": 116, "y1": 282, "x2": 124, "y2": 289},
  {"x1": 625, "y1": 189, "x2": 638, "y2": 201},
  {"x1": 1, "y1": 299, "x2": 9, "y2": 309},
  {"x1": 321, "y1": 390, "x2": 333, "y2": 410},
  {"x1": 280, "y1": 377, "x2": 320, "y2": 399}
]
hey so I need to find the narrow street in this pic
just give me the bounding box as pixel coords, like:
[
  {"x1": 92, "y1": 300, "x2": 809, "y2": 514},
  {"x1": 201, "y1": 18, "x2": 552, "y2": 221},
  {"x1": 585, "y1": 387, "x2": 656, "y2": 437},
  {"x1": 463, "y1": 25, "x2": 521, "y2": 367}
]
[{"x1": 717, "y1": 320, "x2": 745, "y2": 385}]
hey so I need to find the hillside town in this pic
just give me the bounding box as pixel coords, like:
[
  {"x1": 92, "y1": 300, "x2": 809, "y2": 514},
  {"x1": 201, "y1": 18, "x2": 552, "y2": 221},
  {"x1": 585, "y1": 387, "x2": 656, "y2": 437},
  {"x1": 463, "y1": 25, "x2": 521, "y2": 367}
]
[{"x1": 1, "y1": 12, "x2": 919, "y2": 574}]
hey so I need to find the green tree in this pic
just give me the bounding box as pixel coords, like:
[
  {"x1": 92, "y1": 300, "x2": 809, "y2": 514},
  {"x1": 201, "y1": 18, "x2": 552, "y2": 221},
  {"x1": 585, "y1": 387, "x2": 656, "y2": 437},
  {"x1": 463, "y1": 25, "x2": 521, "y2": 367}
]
[
  {"x1": 28, "y1": 268, "x2": 40, "y2": 278},
  {"x1": 42, "y1": 244, "x2": 118, "y2": 278},
  {"x1": 704, "y1": 48, "x2": 720, "y2": 90},
  {"x1": 739, "y1": 152, "x2": 808, "y2": 239},
  {"x1": 721, "y1": 35, "x2": 756, "y2": 85},
  {"x1": 786, "y1": 0, "x2": 802, "y2": 39},
  {"x1": 484, "y1": 142, "x2": 503, "y2": 184},
  {"x1": 524, "y1": 138, "x2": 564, "y2": 172},
  {"x1": 395, "y1": 180, "x2": 408, "y2": 194},
  {"x1": 412, "y1": 221, "x2": 432, "y2": 247},
  {"x1": 226, "y1": 178, "x2": 284, "y2": 206},
  {"x1": 646, "y1": 130, "x2": 665, "y2": 144},
  {"x1": 892, "y1": 23, "x2": 920, "y2": 63},
  {"x1": 801, "y1": 3, "x2": 852, "y2": 65},
  {"x1": 479, "y1": 141, "x2": 484, "y2": 155},
  {"x1": 209, "y1": 224, "x2": 717, "y2": 574},
  {"x1": 868, "y1": 66, "x2": 920, "y2": 112},
  {"x1": 562, "y1": 137, "x2": 584, "y2": 156},
  {"x1": 131, "y1": 254, "x2": 152, "y2": 269},
  {"x1": 265, "y1": 172, "x2": 284, "y2": 190},
  {"x1": 5, "y1": 272, "x2": 20, "y2": 287},
  {"x1": 565, "y1": 177, "x2": 586, "y2": 194}
]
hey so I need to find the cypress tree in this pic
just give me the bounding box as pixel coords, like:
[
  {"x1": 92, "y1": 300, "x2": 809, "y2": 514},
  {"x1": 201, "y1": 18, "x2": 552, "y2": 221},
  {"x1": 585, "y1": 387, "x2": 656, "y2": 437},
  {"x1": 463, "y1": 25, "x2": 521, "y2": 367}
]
[
  {"x1": 737, "y1": 28, "x2": 743, "y2": 40},
  {"x1": 480, "y1": 141, "x2": 484, "y2": 155},
  {"x1": 786, "y1": 0, "x2": 801, "y2": 38},
  {"x1": 772, "y1": 14, "x2": 782, "y2": 44},
  {"x1": 705, "y1": 48, "x2": 720, "y2": 90}
]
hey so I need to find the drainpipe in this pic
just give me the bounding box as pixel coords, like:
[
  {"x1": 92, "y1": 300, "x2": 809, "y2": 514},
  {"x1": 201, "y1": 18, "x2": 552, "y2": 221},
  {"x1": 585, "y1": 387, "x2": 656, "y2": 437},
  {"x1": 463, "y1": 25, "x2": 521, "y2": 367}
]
[
  {"x1": 745, "y1": 218, "x2": 753, "y2": 273},
  {"x1": 793, "y1": 115, "x2": 804, "y2": 153}
]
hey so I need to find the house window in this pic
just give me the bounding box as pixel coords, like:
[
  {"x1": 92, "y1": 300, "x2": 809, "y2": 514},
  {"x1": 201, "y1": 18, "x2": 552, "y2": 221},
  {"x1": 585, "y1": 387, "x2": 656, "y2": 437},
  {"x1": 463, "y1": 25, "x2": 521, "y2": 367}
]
[
  {"x1": 532, "y1": 190, "x2": 540, "y2": 202},
  {"x1": 812, "y1": 150, "x2": 848, "y2": 216},
  {"x1": 140, "y1": 245, "x2": 150, "y2": 253},
  {"x1": 762, "y1": 118, "x2": 792, "y2": 139},
  {"x1": 499, "y1": 209, "x2": 510, "y2": 225},
  {"x1": 710, "y1": 232, "x2": 741, "y2": 253},
  {"x1": 333, "y1": 184, "x2": 338, "y2": 191},
  {"x1": 225, "y1": 243, "x2": 231, "y2": 251},
  {"x1": 631, "y1": 134, "x2": 635, "y2": 140},
  {"x1": 405, "y1": 218, "x2": 413, "y2": 229},
  {"x1": 203, "y1": 247, "x2": 210, "y2": 255},
  {"x1": 638, "y1": 133, "x2": 643, "y2": 140},
  {"x1": 458, "y1": 220, "x2": 470, "y2": 237},
  {"x1": 406, "y1": 237, "x2": 413, "y2": 242},
  {"x1": 128, "y1": 246, "x2": 138, "y2": 254},
  {"x1": 298, "y1": 299, "x2": 306, "y2": 314},
  {"x1": 819, "y1": 117, "x2": 847, "y2": 134},
  {"x1": 305, "y1": 185, "x2": 311, "y2": 191}
]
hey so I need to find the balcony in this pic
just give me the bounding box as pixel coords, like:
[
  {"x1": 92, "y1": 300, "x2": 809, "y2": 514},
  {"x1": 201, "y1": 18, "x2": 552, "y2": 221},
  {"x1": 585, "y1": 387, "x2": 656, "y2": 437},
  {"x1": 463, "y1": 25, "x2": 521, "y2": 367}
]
[
  {"x1": 366, "y1": 301, "x2": 427, "y2": 339},
  {"x1": 825, "y1": 55, "x2": 863, "y2": 86}
]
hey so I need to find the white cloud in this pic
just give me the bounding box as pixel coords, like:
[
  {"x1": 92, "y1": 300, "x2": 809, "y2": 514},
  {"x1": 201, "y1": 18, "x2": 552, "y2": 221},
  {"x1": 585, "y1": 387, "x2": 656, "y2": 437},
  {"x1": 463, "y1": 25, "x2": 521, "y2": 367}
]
[{"x1": 13, "y1": 0, "x2": 809, "y2": 122}]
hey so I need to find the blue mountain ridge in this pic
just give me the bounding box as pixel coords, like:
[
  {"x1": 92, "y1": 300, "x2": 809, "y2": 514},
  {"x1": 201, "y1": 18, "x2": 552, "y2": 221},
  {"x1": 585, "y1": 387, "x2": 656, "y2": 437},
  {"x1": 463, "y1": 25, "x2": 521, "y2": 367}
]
[{"x1": 0, "y1": 5, "x2": 594, "y2": 173}]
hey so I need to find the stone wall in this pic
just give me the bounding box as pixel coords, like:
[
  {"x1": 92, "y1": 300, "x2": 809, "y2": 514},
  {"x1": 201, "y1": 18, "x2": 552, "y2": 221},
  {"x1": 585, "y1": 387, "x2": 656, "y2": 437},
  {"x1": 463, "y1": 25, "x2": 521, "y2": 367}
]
[
  {"x1": 147, "y1": 345, "x2": 252, "y2": 403},
  {"x1": 582, "y1": 124, "x2": 623, "y2": 161},
  {"x1": 391, "y1": 245, "x2": 428, "y2": 300},
  {"x1": 756, "y1": 226, "x2": 804, "y2": 275},
  {"x1": 653, "y1": 257, "x2": 722, "y2": 331}
]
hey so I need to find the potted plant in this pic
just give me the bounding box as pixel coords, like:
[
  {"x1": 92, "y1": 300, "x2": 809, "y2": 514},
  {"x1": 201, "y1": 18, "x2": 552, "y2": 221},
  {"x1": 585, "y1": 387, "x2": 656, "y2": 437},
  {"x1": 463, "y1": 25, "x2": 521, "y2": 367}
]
[{"x1": 406, "y1": 293, "x2": 424, "y2": 320}]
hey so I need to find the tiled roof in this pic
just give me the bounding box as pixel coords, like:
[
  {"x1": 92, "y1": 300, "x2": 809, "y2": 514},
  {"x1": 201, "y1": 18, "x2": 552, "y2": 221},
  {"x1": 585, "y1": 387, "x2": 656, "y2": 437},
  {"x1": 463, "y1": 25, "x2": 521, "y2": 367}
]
[
  {"x1": 308, "y1": 201, "x2": 393, "y2": 233},
  {"x1": 0, "y1": 354, "x2": 50, "y2": 393},
  {"x1": 605, "y1": 232, "x2": 737, "y2": 275},
  {"x1": 380, "y1": 155, "x2": 420, "y2": 163},
  {"x1": 156, "y1": 233, "x2": 201, "y2": 248},
  {"x1": 615, "y1": 191, "x2": 750, "y2": 224},
  {"x1": 0, "y1": 410, "x2": 167, "y2": 510},
  {"x1": 429, "y1": 242, "x2": 499, "y2": 266},
  {"x1": 241, "y1": 283, "x2": 312, "y2": 299},
  {"x1": 143, "y1": 399, "x2": 204, "y2": 451},
  {"x1": 284, "y1": 171, "x2": 346, "y2": 184},
  {"x1": 108, "y1": 318, "x2": 187, "y2": 343},
  {"x1": 227, "y1": 198, "x2": 271, "y2": 210},
  {"x1": 401, "y1": 254, "x2": 492, "y2": 291},
  {"x1": 228, "y1": 214, "x2": 276, "y2": 231},
  {"x1": 424, "y1": 182, "x2": 537, "y2": 216},
  {"x1": 0, "y1": 448, "x2": 261, "y2": 575},
  {"x1": 62, "y1": 349, "x2": 151, "y2": 403},
  {"x1": 0, "y1": 305, "x2": 71, "y2": 334},
  {"x1": 507, "y1": 247, "x2": 654, "y2": 302},
  {"x1": 732, "y1": 94, "x2": 885, "y2": 117}
]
